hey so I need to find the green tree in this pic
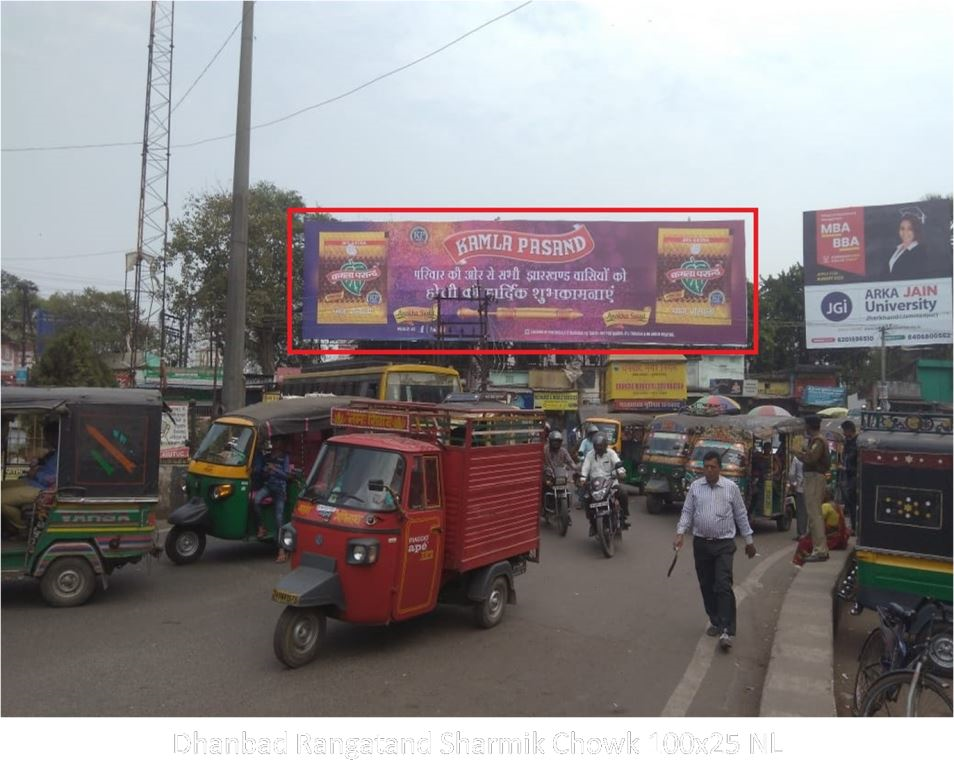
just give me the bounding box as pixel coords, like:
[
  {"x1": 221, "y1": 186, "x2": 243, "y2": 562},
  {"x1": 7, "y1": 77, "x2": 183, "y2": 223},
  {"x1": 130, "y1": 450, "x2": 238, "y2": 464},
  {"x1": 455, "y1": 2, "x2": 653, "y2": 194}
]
[
  {"x1": 166, "y1": 182, "x2": 329, "y2": 375},
  {"x1": 1, "y1": 270, "x2": 39, "y2": 362},
  {"x1": 30, "y1": 328, "x2": 116, "y2": 387},
  {"x1": 42, "y1": 287, "x2": 150, "y2": 359}
]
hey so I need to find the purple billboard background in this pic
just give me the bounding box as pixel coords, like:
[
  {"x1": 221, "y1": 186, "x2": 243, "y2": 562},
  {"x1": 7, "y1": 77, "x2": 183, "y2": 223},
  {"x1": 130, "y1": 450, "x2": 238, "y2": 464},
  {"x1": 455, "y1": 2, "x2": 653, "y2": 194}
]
[{"x1": 302, "y1": 219, "x2": 747, "y2": 346}]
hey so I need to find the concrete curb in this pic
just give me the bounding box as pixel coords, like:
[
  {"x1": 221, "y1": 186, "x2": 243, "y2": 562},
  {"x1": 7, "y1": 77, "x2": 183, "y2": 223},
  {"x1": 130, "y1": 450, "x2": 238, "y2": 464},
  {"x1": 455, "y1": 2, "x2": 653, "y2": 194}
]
[{"x1": 759, "y1": 548, "x2": 851, "y2": 716}]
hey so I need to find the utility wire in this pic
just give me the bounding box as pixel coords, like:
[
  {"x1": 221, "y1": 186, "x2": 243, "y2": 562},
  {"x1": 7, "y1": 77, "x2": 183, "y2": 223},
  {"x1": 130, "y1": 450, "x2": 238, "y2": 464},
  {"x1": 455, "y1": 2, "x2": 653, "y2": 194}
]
[
  {"x1": 172, "y1": 15, "x2": 243, "y2": 114},
  {"x1": 3, "y1": 248, "x2": 126, "y2": 262},
  {"x1": 1, "y1": 1, "x2": 533, "y2": 154}
]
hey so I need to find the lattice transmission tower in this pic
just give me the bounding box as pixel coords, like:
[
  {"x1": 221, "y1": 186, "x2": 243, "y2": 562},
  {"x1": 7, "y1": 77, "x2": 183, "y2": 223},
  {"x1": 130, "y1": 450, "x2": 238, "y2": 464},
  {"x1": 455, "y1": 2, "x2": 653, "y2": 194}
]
[{"x1": 127, "y1": 1, "x2": 175, "y2": 380}]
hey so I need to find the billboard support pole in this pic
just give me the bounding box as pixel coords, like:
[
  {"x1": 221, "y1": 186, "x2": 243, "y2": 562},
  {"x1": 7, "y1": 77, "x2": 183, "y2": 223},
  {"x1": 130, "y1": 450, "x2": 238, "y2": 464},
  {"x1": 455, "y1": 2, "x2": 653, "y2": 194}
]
[{"x1": 879, "y1": 325, "x2": 888, "y2": 410}]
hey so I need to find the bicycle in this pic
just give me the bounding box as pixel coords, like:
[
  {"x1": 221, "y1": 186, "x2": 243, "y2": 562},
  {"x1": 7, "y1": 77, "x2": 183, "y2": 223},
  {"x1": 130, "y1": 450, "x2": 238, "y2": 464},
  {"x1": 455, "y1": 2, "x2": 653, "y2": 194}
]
[
  {"x1": 858, "y1": 632, "x2": 953, "y2": 716},
  {"x1": 852, "y1": 598, "x2": 953, "y2": 714}
]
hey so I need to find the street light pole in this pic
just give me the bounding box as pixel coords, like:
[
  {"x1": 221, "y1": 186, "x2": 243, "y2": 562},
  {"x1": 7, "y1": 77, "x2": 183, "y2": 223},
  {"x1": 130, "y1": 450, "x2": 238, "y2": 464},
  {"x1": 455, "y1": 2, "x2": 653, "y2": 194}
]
[{"x1": 222, "y1": 1, "x2": 254, "y2": 412}]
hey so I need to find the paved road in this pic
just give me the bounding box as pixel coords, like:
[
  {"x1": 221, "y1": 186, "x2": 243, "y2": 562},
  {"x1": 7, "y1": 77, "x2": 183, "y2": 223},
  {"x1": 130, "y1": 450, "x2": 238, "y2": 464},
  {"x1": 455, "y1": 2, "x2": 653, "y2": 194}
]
[{"x1": 2, "y1": 496, "x2": 799, "y2": 717}]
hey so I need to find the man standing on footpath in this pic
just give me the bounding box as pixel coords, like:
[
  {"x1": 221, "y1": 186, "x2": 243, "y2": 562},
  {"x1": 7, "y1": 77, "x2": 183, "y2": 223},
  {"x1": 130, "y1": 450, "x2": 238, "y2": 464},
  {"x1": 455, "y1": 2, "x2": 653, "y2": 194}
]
[
  {"x1": 672, "y1": 451, "x2": 756, "y2": 651},
  {"x1": 840, "y1": 420, "x2": 859, "y2": 534},
  {"x1": 795, "y1": 414, "x2": 830, "y2": 562}
]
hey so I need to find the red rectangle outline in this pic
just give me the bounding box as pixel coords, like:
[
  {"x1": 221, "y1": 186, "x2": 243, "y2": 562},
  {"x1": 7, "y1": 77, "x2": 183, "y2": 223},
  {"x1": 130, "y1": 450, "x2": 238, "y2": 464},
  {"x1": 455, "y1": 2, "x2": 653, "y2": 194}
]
[{"x1": 286, "y1": 207, "x2": 759, "y2": 357}]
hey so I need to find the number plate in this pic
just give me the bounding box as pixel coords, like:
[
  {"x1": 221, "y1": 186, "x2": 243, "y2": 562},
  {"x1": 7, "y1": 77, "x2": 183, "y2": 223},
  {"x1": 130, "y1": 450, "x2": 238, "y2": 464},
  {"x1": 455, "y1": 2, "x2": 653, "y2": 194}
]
[{"x1": 272, "y1": 589, "x2": 300, "y2": 605}]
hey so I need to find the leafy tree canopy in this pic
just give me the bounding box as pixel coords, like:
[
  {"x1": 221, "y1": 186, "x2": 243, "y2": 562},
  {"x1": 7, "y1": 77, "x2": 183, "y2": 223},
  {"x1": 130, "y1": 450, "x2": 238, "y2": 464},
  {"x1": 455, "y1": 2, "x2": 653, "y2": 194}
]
[
  {"x1": 30, "y1": 328, "x2": 116, "y2": 387},
  {"x1": 166, "y1": 181, "x2": 329, "y2": 375},
  {"x1": 1, "y1": 270, "x2": 39, "y2": 352}
]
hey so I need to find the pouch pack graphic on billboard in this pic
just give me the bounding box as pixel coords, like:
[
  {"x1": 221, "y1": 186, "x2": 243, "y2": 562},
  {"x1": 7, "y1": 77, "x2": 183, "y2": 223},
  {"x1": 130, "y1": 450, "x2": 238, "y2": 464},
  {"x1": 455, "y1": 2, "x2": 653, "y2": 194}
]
[
  {"x1": 654, "y1": 228, "x2": 733, "y2": 326},
  {"x1": 316, "y1": 232, "x2": 388, "y2": 325}
]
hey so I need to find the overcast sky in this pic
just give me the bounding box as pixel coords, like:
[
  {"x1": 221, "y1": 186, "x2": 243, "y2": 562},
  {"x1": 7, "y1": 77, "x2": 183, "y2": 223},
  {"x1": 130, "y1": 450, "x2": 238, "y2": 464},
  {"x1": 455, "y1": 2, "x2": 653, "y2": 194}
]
[{"x1": 1, "y1": 0, "x2": 951, "y2": 300}]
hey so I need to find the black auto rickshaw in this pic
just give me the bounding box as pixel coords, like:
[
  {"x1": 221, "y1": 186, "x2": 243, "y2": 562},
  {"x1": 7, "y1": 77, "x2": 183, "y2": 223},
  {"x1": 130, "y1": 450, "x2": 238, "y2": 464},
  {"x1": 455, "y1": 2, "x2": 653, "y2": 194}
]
[
  {"x1": 1, "y1": 387, "x2": 163, "y2": 607},
  {"x1": 853, "y1": 411, "x2": 952, "y2": 610},
  {"x1": 165, "y1": 396, "x2": 351, "y2": 564}
]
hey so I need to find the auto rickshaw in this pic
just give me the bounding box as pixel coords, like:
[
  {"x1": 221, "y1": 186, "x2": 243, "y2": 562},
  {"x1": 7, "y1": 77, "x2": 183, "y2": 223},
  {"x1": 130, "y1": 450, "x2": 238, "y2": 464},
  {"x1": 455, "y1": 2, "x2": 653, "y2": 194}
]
[
  {"x1": 579, "y1": 407, "x2": 653, "y2": 488},
  {"x1": 638, "y1": 414, "x2": 712, "y2": 514},
  {"x1": 853, "y1": 411, "x2": 952, "y2": 610},
  {"x1": 714, "y1": 414, "x2": 804, "y2": 531},
  {"x1": 270, "y1": 400, "x2": 545, "y2": 668},
  {"x1": 165, "y1": 395, "x2": 351, "y2": 564},
  {"x1": 1, "y1": 387, "x2": 162, "y2": 607}
]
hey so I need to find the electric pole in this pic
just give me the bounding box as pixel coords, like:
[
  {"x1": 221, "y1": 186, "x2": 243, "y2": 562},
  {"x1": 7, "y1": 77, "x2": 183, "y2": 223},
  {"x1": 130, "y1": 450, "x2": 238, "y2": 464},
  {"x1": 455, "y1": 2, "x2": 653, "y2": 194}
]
[{"x1": 222, "y1": 1, "x2": 254, "y2": 412}]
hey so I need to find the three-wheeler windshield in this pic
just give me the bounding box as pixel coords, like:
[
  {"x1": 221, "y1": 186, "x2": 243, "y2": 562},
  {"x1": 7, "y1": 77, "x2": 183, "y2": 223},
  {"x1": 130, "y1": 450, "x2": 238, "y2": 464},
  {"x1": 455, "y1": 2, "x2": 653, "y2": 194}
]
[
  {"x1": 690, "y1": 441, "x2": 745, "y2": 468},
  {"x1": 645, "y1": 431, "x2": 687, "y2": 457},
  {"x1": 193, "y1": 423, "x2": 255, "y2": 466},
  {"x1": 303, "y1": 444, "x2": 406, "y2": 512}
]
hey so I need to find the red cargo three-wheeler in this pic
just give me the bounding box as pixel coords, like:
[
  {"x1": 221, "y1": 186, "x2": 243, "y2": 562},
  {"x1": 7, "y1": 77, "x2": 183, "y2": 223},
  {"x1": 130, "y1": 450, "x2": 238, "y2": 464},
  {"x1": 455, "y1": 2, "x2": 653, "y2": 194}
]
[{"x1": 271, "y1": 400, "x2": 545, "y2": 668}]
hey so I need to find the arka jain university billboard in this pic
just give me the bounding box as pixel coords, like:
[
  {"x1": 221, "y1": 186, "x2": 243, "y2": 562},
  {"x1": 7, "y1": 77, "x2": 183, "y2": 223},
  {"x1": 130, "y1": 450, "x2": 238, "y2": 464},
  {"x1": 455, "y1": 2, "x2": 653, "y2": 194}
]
[
  {"x1": 803, "y1": 199, "x2": 953, "y2": 349},
  {"x1": 302, "y1": 219, "x2": 747, "y2": 347}
]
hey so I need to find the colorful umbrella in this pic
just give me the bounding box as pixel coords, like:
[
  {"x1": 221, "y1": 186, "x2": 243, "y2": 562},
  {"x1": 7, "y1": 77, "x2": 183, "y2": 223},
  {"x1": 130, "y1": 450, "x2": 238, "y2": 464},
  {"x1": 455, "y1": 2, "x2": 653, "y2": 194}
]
[
  {"x1": 689, "y1": 395, "x2": 742, "y2": 415},
  {"x1": 748, "y1": 405, "x2": 792, "y2": 417}
]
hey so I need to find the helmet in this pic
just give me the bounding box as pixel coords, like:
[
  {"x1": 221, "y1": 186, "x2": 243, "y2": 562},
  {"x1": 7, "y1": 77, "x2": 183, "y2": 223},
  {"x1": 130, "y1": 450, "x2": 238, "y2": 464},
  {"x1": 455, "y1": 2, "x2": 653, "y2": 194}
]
[
  {"x1": 593, "y1": 433, "x2": 608, "y2": 453},
  {"x1": 548, "y1": 430, "x2": 563, "y2": 445},
  {"x1": 585, "y1": 424, "x2": 599, "y2": 436}
]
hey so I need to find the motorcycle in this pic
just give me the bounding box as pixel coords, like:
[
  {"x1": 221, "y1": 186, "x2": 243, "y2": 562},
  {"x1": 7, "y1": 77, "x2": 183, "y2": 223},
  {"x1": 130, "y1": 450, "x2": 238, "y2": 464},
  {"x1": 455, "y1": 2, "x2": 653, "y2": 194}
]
[
  {"x1": 582, "y1": 466, "x2": 626, "y2": 558},
  {"x1": 541, "y1": 466, "x2": 572, "y2": 537}
]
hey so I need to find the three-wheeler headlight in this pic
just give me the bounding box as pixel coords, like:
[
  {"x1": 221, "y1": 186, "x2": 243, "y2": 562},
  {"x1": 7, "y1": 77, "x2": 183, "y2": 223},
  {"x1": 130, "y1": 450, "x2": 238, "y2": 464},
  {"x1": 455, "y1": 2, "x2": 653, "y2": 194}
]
[
  {"x1": 347, "y1": 538, "x2": 380, "y2": 566},
  {"x1": 211, "y1": 484, "x2": 233, "y2": 500},
  {"x1": 279, "y1": 523, "x2": 297, "y2": 552}
]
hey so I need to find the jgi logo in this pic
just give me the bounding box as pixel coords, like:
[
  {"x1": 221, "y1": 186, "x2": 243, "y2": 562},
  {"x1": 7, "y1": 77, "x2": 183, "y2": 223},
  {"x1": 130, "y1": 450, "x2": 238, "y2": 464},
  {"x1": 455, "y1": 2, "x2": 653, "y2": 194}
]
[
  {"x1": 409, "y1": 226, "x2": 429, "y2": 245},
  {"x1": 821, "y1": 291, "x2": 852, "y2": 322}
]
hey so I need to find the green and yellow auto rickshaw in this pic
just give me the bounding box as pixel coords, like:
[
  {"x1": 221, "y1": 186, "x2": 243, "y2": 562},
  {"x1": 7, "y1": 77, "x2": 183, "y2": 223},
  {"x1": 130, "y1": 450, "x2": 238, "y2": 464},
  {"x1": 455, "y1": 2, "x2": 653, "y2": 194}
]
[
  {"x1": 638, "y1": 414, "x2": 712, "y2": 514},
  {"x1": 165, "y1": 396, "x2": 351, "y2": 564},
  {"x1": 692, "y1": 414, "x2": 804, "y2": 531},
  {"x1": 579, "y1": 408, "x2": 654, "y2": 488},
  {"x1": 853, "y1": 411, "x2": 952, "y2": 610},
  {"x1": 1, "y1": 387, "x2": 163, "y2": 607}
]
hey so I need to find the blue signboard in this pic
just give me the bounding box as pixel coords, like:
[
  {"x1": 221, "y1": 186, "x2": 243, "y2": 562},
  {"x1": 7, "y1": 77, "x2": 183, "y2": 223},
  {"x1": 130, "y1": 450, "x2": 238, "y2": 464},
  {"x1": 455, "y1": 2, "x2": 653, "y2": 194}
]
[{"x1": 801, "y1": 385, "x2": 846, "y2": 407}]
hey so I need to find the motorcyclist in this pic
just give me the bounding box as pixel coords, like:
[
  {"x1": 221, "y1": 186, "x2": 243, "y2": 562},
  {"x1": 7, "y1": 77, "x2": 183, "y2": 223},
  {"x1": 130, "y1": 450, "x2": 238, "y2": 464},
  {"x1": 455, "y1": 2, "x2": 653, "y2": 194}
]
[
  {"x1": 542, "y1": 430, "x2": 579, "y2": 524},
  {"x1": 577, "y1": 423, "x2": 600, "y2": 461},
  {"x1": 544, "y1": 430, "x2": 578, "y2": 475},
  {"x1": 579, "y1": 432, "x2": 630, "y2": 535}
]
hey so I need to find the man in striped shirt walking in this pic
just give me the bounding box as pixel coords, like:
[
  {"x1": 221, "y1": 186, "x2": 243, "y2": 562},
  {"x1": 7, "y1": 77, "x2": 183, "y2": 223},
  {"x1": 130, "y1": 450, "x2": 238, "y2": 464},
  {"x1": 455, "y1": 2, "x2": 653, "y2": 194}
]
[{"x1": 673, "y1": 451, "x2": 757, "y2": 651}]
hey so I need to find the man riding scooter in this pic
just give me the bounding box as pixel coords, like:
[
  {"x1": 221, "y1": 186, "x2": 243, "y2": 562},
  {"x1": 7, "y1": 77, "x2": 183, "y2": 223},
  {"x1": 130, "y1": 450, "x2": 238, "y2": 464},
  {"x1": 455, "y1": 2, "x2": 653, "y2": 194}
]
[
  {"x1": 579, "y1": 433, "x2": 630, "y2": 535},
  {"x1": 542, "y1": 430, "x2": 579, "y2": 527}
]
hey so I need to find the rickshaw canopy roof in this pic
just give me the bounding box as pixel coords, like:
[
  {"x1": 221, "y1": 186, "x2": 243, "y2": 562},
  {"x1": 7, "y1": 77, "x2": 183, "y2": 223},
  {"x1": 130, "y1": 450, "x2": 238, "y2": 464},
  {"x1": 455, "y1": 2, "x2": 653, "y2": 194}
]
[
  {"x1": 224, "y1": 395, "x2": 354, "y2": 437},
  {"x1": 858, "y1": 411, "x2": 953, "y2": 454},
  {"x1": 1, "y1": 386, "x2": 163, "y2": 414},
  {"x1": 726, "y1": 414, "x2": 805, "y2": 439},
  {"x1": 649, "y1": 413, "x2": 720, "y2": 432},
  {"x1": 580, "y1": 406, "x2": 655, "y2": 428}
]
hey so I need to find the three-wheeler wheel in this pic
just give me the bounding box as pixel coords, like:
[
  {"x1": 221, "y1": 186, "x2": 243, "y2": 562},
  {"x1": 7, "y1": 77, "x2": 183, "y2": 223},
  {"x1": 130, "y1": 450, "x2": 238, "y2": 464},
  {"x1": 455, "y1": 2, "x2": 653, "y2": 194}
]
[
  {"x1": 473, "y1": 574, "x2": 509, "y2": 629},
  {"x1": 646, "y1": 494, "x2": 665, "y2": 515},
  {"x1": 274, "y1": 606, "x2": 327, "y2": 668},
  {"x1": 164, "y1": 526, "x2": 207, "y2": 565},
  {"x1": 40, "y1": 556, "x2": 97, "y2": 608}
]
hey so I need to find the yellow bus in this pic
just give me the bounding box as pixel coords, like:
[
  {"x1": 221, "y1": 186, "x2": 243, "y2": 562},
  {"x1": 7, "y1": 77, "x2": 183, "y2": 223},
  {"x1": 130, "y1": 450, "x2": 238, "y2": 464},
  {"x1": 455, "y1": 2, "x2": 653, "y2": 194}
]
[{"x1": 281, "y1": 362, "x2": 462, "y2": 403}]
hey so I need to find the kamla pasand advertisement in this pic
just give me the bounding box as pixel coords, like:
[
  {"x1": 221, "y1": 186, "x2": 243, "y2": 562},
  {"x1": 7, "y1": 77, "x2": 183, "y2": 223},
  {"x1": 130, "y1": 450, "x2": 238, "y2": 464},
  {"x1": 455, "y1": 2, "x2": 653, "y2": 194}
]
[
  {"x1": 302, "y1": 219, "x2": 748, "y2": 347},
  {"x1": 802, "y1": 199, "x2": 954, "y2": 349}
]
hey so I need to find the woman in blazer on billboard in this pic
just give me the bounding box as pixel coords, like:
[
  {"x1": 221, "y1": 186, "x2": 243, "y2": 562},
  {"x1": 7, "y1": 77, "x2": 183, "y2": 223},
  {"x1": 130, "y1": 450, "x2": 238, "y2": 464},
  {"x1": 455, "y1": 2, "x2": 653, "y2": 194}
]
[{"x1": 884, "y1": 213, "x2": 929, "y2": 280}]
